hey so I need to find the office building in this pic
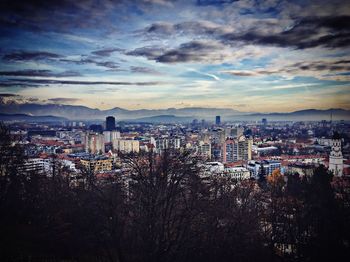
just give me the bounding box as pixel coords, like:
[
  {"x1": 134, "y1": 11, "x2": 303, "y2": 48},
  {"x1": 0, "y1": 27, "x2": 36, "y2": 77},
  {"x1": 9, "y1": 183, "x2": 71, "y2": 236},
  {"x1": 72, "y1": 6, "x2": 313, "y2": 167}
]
[
  {"x1": 215, "y1": 115, "x2": 221, "y2": 125},
  {"x1": 106, "y1": 116, "x2": 116, "y2": 131}
]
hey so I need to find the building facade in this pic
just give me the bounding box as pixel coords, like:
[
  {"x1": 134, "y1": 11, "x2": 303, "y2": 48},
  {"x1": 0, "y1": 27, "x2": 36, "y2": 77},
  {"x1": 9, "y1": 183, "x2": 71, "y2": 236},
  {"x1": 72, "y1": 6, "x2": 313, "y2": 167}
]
[
  {"x1": 103, "y1": 130, "x2": 121, "y2": 143},
  {"x1": 80, "y1": 156, "x2": 113, "y2": 173},
  {"x1": 106, "y1": 116, "x2": 116, "y2": 131},
  {"x1": 113, "y1": 139, "x2": 140, "y2": 153},
  {"x1": 215, "y1": 115, "x2": 221, "y2": 125},
  {"x1": 222, "y1": 136, "x2": 252, "y2": 163},
  {"x1": 329, "y1": 132, "x2": 343, "y2": 176},
  {"x1": 85, "y1": 132, "x2": 104, "y2": 154},
  {"x1": 155, "y1": 137, "x2": 181, "y2": 154},
  {"x1": 197, "y1": 141, "x2": 211, "y2": 159},
  {"x1": 247, "y1": 160, "x2": 281, "y2": 179}
]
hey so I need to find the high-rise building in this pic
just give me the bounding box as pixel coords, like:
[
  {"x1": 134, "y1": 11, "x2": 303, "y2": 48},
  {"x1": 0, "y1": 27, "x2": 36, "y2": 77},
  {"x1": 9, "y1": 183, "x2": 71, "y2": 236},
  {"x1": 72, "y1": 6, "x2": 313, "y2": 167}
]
[
  {"x1": 197, "y1": 141, "x2": 211, "y2": 159},
  {"x1": 103, "y1": 130, "x2": 121, "y2": 143},
  {"x1": 226, "y1": 126, "x2": 244, "y2": 138},
  {"x1": 106, "y1": 116, "x2": 116, "y2": 131},
  {"x1": 85, "y1": 132, "x2": 104, "y2": 154},
  {"x1": 329, "y1": 132, "x2": 343, "y2": 176},
  {"x1": 237, "y1": 135, "x2": 252, "y2": 161},
  {"x1": 223, "y1": 138, "x2": 237, "y2": 163},
  {"x1": 222, "y1": 135, "x2": 252, "y2": 163},
  {"x1": 113, "y1": 139, "x2": 139, "y2": 153},
  {"x1": 262, "y1": 118, "x2": 267, "y2": 126},
  {"x1": 155, "y1": 137, "x2": 181, "y2": 154},
  {"x1": 215, "y1": 115, "x2": 221, "y2": 125}
]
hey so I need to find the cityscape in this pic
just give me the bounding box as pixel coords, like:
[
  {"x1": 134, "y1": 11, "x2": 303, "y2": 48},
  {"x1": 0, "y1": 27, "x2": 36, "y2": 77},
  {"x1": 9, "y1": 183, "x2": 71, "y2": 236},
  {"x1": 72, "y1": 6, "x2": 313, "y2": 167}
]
[
  {"x1": 1, "y1": 0, "x2": 350, "y2": 261},
  {"x1": 5, "y1": 114, "x2": 349, "y2": 180}
]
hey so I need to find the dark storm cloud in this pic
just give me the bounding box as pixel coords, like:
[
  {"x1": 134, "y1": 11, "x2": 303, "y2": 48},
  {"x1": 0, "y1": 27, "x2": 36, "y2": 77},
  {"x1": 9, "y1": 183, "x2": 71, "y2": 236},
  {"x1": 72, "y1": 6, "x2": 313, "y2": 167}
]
[
  {"x1": 156, "y1": 41, "x2": 220, "y2": 63},
  {"x1": 0, "y1": 70, "x2": 81, "y2": 77},
  {"x1": 224, "y1": 59, "x2": 350, "y2": 77},
  {"x1": 60, "y1": 58, "x2": 121, "y2": 70},
  {"x1": 127, "y1": 40, "x2": 225, "y2": 63},
  {"x1": 2, "y1": 51, "x2": 63, "y2": 62},
  {"x1": 143, "y1": 21, "x2": 228, "y2": 38},
  {"x1": 222, "y1": 15, "x2": 350, "y2": 49},
  {"x1": 142, "y1": 15, "x2": 350, "y2": 51},
  {"x1": 0, "y1": 0, "x2": 123, "y2": 33},
  {"x1": 91, "y1": 48, "x2": 124, "y2": 57},
  {"x1": 126, "y1": 46, "x2": 166, "y2": 60},
  {"x1": 6, "y1": 78, "x2": 162, "y2": 86},
  {"x1": 0, "y1": 0, "x2": 174, "y2": 34},
  {"x1": 1, "y1": 49, "x2": 122, "y2": 71}
]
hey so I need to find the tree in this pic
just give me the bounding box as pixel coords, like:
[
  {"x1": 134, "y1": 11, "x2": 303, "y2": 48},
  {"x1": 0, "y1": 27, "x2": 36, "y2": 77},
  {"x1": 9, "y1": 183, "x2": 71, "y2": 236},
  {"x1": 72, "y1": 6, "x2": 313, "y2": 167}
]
[
  {"x1": 123, "y1": 149, "x2": 205, "y2": 262},
  {"x1": 267, "y1": 169, "x2": 285, "y2": 196},
  {"x1": 258, "y1": 162, "x2": 267, "y2": 187}
]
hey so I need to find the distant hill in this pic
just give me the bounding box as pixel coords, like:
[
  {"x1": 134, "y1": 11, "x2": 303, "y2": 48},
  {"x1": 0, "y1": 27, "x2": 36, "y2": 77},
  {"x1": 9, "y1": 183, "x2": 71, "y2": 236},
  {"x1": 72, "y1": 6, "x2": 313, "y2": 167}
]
[
  {"x1": 0, "y1": 102, "x2": 349, "y2": 122},
  {"x1": 128, "y1": 115, "x2": 194, "y2": 123},
  {"x1": 0, "y1": 103, "x2": 244, "y2": 120},
  {"x1": 0, "y1": 113, "x2": 67, "y2": 122},
  {"x1": 228, "y1": 108, "x2": 350, "y2": 121}
]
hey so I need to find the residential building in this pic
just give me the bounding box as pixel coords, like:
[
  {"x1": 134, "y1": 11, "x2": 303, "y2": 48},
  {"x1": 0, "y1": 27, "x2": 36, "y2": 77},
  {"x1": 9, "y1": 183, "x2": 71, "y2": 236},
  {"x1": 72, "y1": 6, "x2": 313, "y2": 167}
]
[
  {"x1": 222, "y1": 135, "x2": 252, "y2": 163},
  {"x1": 197, "y1": 141, "x2": 211, "y2": 159},
  {"x1": 113, "y1": 139, "x2": 140, "y2": 153},
  {"x1": 329, "y1": 132, "x2": 343, "y2": 176},
  {"x1": 103, "y1": 130, "x2": 121, "y2": 143},
  {"x1": 80, "y1": 156, "x2": 113, "y2": 173},
  {"x1": 85, "y1": 132, "x2": 104, "y2": 154},
  {"x1": 247, "y1": 160, "x2": 281, "y2": 179}
]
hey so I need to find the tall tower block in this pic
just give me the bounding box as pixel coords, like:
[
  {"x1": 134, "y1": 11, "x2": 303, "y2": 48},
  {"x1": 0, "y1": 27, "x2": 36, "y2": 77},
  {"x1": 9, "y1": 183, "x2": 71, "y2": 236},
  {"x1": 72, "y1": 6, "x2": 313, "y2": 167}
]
[{"x1": 329, "y1": 132, "x2": 343, "y2": 176}]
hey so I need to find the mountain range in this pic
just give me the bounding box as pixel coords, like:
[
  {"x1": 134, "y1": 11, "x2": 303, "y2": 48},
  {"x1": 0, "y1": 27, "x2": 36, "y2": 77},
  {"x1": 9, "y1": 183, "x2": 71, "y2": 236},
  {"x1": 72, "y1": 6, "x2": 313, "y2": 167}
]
[
  {"x1": 0, "y1": 102, "x2": 349, "y2": 122},
  {"x1": 0, "y1": 113, "x2": 67, "y2": 122}
]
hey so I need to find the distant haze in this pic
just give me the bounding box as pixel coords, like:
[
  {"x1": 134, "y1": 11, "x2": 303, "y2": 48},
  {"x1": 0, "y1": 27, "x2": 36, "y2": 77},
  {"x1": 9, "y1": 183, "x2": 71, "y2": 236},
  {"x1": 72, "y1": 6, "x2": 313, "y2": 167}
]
[{"x1": 1, "y1": 102, "x2": 349, "y2": 122}]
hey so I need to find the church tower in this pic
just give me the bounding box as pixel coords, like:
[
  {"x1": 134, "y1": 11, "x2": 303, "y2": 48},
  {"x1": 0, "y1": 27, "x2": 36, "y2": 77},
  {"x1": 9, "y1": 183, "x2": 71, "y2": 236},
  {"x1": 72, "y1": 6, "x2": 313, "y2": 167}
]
[{"x1": 329, "y1": 132, "x2": 343, "y2": 176}]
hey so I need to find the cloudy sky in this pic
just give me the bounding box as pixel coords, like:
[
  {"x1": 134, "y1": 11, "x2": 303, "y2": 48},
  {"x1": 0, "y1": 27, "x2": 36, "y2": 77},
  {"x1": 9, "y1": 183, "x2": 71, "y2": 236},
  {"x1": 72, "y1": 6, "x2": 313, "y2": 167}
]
[{"x1": 0, "y1": 0, "x2": 350, "y2": 112}]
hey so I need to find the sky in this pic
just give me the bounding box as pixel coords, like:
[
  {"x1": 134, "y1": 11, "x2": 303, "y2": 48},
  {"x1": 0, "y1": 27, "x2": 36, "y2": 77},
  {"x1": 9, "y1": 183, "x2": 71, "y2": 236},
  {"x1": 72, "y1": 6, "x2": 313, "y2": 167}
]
[{"x1": 0, "y1": 0, "x2": 350, "y2": 112}]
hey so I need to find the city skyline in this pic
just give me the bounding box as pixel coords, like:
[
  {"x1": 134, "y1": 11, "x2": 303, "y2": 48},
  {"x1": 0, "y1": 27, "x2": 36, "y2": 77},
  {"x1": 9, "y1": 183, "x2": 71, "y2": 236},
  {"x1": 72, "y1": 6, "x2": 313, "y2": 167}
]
[{"x1": 1, "y1": 0, "x2": 350, "y2": 112}]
